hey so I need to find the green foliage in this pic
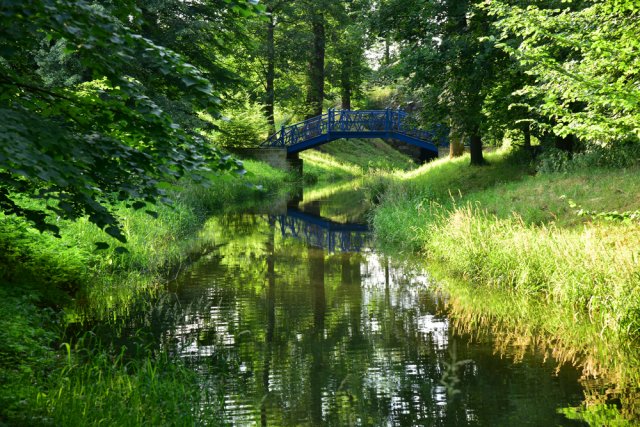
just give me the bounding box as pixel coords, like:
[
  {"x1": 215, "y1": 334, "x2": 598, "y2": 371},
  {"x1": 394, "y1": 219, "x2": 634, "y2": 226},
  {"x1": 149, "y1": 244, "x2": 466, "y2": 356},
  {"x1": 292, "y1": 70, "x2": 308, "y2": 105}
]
[
  {"x1": 214, "y1": 103, "x2": 269, "y2": 147},
  {"x1": 0, "y1": 0, "x2": 257, "y2": 240},
  {"x1": 379, "y1": 0, "x2": 500, "y2": 157},
  {"x1": 489, "y1": 0, "x2": 640, "y2": 144},
  {"x1": 0, "y1": 284, "x2": 59, "y2": 424},
  {"x1": 565, "y1": 197, "x2": 640, "y2": 225},
  {"x1": 35, "y1": 341, "x2": 222, "y2": 426},
  {"x1": 537, "y1": 143, "x2": 640, "y2": 174},
  {"x1": 0, "y1": 157, "x2": 291, "y2": 424}
]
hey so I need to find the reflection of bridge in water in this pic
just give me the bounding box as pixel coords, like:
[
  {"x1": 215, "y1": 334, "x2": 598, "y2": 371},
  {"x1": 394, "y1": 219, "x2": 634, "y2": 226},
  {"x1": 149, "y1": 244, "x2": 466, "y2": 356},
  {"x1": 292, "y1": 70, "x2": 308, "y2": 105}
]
[{"x1": 270, "y1": 208, "x2": 369, "y2": 253}]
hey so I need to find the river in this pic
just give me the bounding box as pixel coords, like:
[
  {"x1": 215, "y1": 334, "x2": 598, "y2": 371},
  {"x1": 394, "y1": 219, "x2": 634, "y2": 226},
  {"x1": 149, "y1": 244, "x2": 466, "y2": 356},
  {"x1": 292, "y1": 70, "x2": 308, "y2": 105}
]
[
  {"x1": 101, "y1": 182, "x2": 591, "y2": 425},
  {"x1": 157, "y1": 182, "x2": 592, "y2": 426}
]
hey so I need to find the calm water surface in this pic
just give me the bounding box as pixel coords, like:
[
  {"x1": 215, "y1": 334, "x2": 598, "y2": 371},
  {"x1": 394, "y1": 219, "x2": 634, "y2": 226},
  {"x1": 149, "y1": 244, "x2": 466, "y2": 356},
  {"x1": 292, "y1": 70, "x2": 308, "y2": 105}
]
[{"x1": 150, "y1": 184, "x2": 587, "y2": 426}]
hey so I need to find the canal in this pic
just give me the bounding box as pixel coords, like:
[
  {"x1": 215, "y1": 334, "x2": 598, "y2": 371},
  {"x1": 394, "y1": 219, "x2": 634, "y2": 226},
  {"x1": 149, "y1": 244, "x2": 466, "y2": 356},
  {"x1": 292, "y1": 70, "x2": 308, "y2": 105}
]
[
  {"x1": 104, "y1": 182, "x2": 590, "y2": 425},
  {"x1": 93, "y1": 183, "x2": 586, "y2": 426}
]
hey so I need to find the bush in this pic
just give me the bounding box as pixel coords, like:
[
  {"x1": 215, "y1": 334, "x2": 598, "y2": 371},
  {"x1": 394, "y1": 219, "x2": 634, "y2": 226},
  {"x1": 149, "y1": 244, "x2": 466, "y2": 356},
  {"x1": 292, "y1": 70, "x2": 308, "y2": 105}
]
[
  {"x1": 214, "y1": 102, "x2": 269, "y2": 148},
  {"x1": 537, "y1": 143, "x2": 640, "y2": 174}
]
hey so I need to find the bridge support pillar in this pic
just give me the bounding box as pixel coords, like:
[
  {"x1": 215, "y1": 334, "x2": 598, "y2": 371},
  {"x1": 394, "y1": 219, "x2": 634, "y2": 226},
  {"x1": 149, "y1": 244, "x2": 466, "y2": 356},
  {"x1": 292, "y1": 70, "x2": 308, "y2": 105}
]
[{"x1": 286, "y1": 152, "x2": 303, "y2": 176}]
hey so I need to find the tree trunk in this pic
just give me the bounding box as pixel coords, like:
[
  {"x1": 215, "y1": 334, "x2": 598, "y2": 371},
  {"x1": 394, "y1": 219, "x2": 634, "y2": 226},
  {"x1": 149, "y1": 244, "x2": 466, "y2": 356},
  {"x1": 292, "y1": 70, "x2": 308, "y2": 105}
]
[
  {"x1": 449, "y1": 126, "x2": 465, "y2": 158},
  {"x1": 555, "y1": 134, "x2": 575, "y2": 153},
  {"x1": 384, "y1": 35, "x2": 391, "y2": 64},
  {"x1": 523, "y1": 122, "x2": 531, "y2": 150},
  {"x1": 264, "y1": 6, "x2": 276, "y2": 135},
  {"x1": 306, "y1": 10, "x2": 325, "y2": 118},
  {"x1": 469, "y1": 131, "x2": 485, "y2": 165},
  {"x1": 340, "y1": 56, "x2": 352, "y2": 110}
]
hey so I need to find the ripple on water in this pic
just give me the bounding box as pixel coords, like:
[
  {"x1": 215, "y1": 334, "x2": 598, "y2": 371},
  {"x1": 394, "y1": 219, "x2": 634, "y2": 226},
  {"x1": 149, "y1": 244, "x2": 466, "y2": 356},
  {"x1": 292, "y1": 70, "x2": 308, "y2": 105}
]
[{"x1": 162, "y1": 212, "x2": 588, "y2": 426}]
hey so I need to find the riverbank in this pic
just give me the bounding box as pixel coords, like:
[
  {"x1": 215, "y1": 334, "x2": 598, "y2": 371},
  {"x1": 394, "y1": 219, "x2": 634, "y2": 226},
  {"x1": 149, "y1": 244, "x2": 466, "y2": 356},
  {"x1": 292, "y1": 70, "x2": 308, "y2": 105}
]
[
  {"x1": 0, "y1": 159, "x2": 292, "y2": 425},
  {"x1": 371, "y1": 147, "x2": 640, "y2": 421},
  {"x1": 0, "y1": 141, "x2": 412, "y2": 425},
  {"x1": 300, "y1": 137, "x2": 415, "y2": 184}
]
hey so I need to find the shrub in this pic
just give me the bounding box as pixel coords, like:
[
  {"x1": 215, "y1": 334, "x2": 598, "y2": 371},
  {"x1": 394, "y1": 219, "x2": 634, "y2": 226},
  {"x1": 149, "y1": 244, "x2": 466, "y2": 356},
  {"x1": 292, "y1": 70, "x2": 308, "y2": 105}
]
[
  {"x1": 214, "y1": 102, "x2": 269, "y2": 148},
  {"x1": 538, "y1": 143, "x2": 640, "y2": 174}
]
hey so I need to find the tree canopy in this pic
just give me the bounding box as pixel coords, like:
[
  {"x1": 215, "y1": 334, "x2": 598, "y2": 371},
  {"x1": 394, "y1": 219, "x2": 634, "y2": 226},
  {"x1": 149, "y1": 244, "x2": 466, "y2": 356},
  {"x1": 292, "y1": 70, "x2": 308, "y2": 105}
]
[
  {"x1": 2, "y1": 0, "x2": 639, "y2": 239},
  {"x1": 488, "y1": 0, "x2": 640, "y2": 143},
  {"x1": 0, "y1": 0, "x2": 258, "y2": 241}
]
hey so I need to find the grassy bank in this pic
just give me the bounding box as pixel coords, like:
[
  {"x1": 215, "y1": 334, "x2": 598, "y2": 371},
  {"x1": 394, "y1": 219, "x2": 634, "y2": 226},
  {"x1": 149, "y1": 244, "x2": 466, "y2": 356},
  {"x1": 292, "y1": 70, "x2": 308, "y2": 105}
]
[
  {"x1": 0, "y1": 159, "x2": 290, "y2": 425},
  {"x1": 301, "y1": 138, "x2": 414, "y2": 184},
  {"x1": 371, "y1": 148, "x2": 640, "y2": 410}
]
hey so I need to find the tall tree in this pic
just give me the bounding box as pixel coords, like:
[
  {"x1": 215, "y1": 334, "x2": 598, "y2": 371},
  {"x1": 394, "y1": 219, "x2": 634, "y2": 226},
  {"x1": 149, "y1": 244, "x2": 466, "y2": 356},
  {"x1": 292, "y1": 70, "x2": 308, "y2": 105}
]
[
  {"x1": 379, "y1": 0, "x2": 503, "y2": 165},
  {"x1": 330, "y1": 0, "x2": 371, "y2": 110},
  {"x1": 305, "y1": 3, "x2": 326, "y2": 118},
  {"x1": 489, "y1": 0, "x2": 640, "y2": 145},
  {"x1": 264, "y1": 1, "x2": 277, "y2": 134},
  {"x1": 0, "y1": 0, "x2": 257, "y2": 241}
]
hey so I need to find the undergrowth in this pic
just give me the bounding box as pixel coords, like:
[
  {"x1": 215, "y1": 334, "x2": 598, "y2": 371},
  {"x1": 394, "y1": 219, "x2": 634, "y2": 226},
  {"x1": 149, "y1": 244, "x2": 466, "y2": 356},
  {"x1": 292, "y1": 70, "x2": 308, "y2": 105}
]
[
  {"x1": 0, "y1": 158, "x2": 289, "y2": 425},
  {"x1": 372, "y1": 147, "x2": 640, "y2": 398}
]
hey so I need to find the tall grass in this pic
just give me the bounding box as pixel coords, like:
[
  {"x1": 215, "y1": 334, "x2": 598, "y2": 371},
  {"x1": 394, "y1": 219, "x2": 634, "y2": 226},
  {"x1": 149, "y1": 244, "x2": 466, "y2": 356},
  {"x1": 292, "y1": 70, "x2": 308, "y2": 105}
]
[
  {"x1": 440, "y1": 267, "x2": 640, "y2": 422},
  {"x1": 35, "y1": 342, "x2": 222, "y2": 426},
  {"x1": 372, "y1": 148, "x2": 640, "y2": 395},
  {"x1": 0, "y1": 158, "x2": 290, "y2": 425}
]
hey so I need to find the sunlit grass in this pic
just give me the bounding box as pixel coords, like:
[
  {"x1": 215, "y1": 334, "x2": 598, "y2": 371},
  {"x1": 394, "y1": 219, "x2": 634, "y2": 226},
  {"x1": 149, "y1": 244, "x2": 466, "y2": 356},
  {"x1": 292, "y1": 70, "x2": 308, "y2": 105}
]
[
  {"x1": 372, "y1": 147, "x2": 640, "y2": 401},
  {"x1": 302, "y1": 180, "x2": 364, "y2": 204},
  {"x1": 301, "y1": 149, "x2": 362, "y2": 178},
  {"x1": 300, "y1": 138, "x2": 415, "y2": 184},
  {"x1": 318, "y1": 138, "x2": 415, "y2": 171},
  {"x1": 0, "y1": 158, "x2": 292, "y2": 425}
]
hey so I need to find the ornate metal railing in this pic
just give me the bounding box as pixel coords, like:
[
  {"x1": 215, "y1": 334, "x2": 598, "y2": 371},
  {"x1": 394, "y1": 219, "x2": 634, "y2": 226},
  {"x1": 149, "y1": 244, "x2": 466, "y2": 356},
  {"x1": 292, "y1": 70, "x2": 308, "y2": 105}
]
[
  {"x1": 271, "y1": 209, "x2": 369, "y2": 253},
  {"x1": 261, "y1": 109, "x2": 444, "y2": 149}
]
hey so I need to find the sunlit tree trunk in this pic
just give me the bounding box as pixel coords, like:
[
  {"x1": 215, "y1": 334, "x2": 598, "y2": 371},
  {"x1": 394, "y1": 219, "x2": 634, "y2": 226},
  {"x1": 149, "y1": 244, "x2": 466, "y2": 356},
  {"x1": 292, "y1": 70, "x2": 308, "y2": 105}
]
[
  {"x1": 306, "y1": 10, "x2": 325, "y2": 118},
  {"x1": 449, "y1": 125, "x2": 465, "y2": 158},
  {"x1": 264, "y1": 5, "x2": 276, "y2": 135}
]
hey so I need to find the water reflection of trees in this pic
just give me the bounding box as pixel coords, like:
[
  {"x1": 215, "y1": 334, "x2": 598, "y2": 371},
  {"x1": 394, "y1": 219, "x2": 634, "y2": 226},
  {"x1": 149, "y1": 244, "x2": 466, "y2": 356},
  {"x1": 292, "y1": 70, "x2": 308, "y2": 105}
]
[{"x1": 161, "y1": 215, "x2": 587, "y2": 426}]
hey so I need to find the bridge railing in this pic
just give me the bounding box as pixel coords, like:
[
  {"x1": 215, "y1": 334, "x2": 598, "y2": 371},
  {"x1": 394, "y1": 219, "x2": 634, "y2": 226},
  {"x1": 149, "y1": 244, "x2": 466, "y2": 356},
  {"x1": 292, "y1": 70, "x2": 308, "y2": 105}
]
[
  {"x1": 261, "y1": 109, "x2": 445, "y2": 148},
  {"x1": 264, "y1": 113, "x2": 329, "y2": 148},
  {"x1": 271, "y1": 213, "x2": 369, "y2": 253}
]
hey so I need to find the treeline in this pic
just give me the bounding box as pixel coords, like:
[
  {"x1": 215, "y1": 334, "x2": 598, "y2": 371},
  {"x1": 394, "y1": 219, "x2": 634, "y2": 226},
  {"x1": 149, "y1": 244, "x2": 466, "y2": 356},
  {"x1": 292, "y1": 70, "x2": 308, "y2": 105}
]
[
  {"x1": 1, "y1": 0, "x2": 639, "y2": 237},
  {"x1": 0, "y1": 0, "x2": 377, "y2": 238},
  {"x1": 378, "y1": 0, "x2": 640, "y2": 164}
]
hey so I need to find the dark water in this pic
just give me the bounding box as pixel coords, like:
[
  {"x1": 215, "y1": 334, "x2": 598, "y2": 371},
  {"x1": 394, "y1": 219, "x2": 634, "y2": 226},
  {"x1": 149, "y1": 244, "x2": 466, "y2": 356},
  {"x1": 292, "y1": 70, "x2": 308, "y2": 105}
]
[{"x1": 153, "y1": 186, "x2": 587, "y2": 426}]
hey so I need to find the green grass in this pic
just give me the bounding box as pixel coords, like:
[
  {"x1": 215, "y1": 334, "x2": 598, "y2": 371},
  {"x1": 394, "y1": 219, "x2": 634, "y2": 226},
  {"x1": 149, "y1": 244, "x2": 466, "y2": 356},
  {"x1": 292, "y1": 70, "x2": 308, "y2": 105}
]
[
  {"x1": 0, "y1": 158, "x2": 290, "y2": 425},
  {"x1": 370, "y1": 149, "x2": 534, "y2": 249},
  {"x1": 301, "y1": 138, "x2": 415, "y2": 184},
  {"x1": 316, "y1": 138, "x2": 415, "y2": 171},
  {"x1": 34, "y1": 342, "x2": 221, "y2": 427},
  {"x1": 372, "y1": 148, "x2": 640, "y2": 403}
]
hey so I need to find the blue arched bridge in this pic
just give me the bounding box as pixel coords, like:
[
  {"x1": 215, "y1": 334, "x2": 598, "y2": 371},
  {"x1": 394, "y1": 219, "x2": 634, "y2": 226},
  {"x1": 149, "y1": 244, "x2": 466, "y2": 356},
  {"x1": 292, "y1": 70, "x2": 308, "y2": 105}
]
[
  {"x1": 270, "y1": 208, "x2": 369, "y2": 253},
  {"x1": 261, "y1": 109, "x2": 445, "y2": 154}
]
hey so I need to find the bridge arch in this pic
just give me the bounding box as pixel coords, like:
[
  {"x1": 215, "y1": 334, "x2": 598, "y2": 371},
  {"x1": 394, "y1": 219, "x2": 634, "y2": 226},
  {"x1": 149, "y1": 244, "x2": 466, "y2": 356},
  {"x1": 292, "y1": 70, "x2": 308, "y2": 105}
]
[{"x1": 260, "y1": 109, "x2": 446, "y2": 155}]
